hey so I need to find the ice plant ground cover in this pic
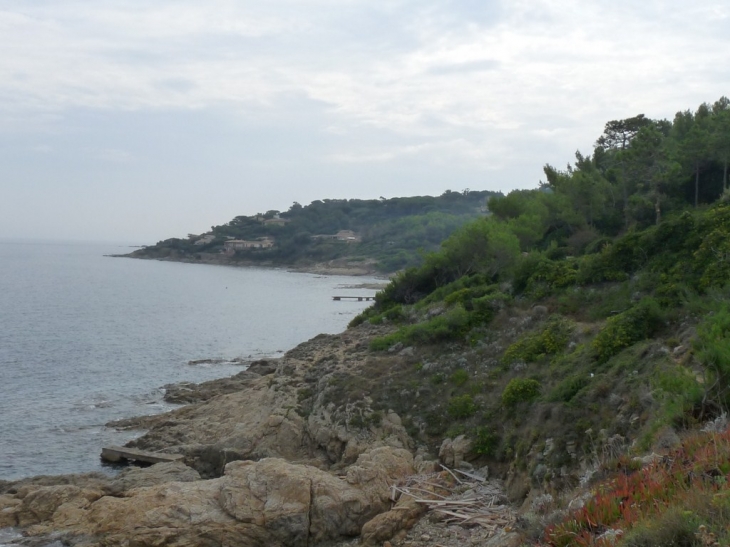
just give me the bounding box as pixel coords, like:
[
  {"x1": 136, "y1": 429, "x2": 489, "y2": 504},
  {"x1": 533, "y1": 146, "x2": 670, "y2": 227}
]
[{"x1": 544, "y1": 425, "x2": 730, "y2": 546}]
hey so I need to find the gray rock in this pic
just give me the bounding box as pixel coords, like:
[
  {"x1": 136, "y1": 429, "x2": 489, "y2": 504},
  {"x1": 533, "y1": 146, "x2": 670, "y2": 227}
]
[
  {"x1": 702, "y1": 413, "x2": 729, "y2": 433},
  {"x1": 427, "y1": 306, "x2": 445, "y2": 318},
  {"x1": 456, "y1": 460, "x2": 474, "y2": 471},
  {"x1": 652, "y1": 427, "x2": 680, "y2": 451},
  {"x1": 246, "y1": 359, "x2": 277, "y2": 375},
  {"x1": 672, "y1": 344, "x2": 688, "y2": 356},
  {"x1": 387, "y1": 342, "x2": 404, "y2": 353},
  {"x1": 438, "y1": 435, "x2": 473, "y2": 468},
  {"x1": 511, "y1": 360, "x2": 527, "y2": 372},
  {"x1": 474, "y1": 465, "x2": 489, "y2": 480},
  {"x1": 532, "y1": 464, "x2": 548, "y2": 482},
  {"x1": 110, "y1": 461, "x2": 201, "y2": 494}
]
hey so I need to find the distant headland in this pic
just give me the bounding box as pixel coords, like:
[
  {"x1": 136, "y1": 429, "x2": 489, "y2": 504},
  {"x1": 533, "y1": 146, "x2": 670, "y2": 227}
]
[{"x1": 119, "y1": 191, "x2": 499, "y2": 275}]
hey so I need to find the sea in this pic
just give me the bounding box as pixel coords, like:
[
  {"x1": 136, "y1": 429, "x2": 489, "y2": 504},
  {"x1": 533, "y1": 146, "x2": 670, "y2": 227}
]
[{"x1": 0, "y1": 240, "x2": 381, "y2": 481}]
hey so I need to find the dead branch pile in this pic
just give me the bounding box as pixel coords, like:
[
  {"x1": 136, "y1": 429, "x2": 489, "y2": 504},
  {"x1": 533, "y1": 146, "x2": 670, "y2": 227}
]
[{"x1": 390, "y1": 465, "x2": 515, "y2": 533}]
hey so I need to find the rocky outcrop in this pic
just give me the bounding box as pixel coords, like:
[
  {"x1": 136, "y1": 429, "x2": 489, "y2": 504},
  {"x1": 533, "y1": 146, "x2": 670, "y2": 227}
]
[
  {"x1": 164, "y1": 361, "x2": 278, "y2": 404},
  {"x1": 0, "y1": 448, "x2": 415, "y2": 547},
  {"x1": 360, "y1": 494, "x2": 426, "y2": 546},
  {"x1": 1, "y1": 323, "x2": 527, "y2": 546},
  {"x1": 108, "y1": 327, "x2": 412, "y2": 479},
  {"x1": 439, "y1": 435, "x2": 474, "y2": 469},
  {"x1": 108, "y1": 461, "x2": 201, "y2": 494}
]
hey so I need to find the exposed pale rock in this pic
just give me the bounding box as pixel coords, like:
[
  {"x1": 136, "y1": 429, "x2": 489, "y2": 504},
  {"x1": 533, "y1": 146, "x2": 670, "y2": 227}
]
[
  {"x1": 360, "y1": 494, "x2": 426, "y2": 545},
  {"x1": 0, "y1": 494, "x2": 21, "y2": 527},
  {"x1": 14, "y1": 485, "x2": 100, "y2": 527},
  {"x1": 438, "y1": 435, "x2": 473, "y2": 468},
  {"x1": 484, "y1": 529, "x2": 524, "y2": 546},
  {"x1": 109, "y1": 461, "x2": 201, "y2": 494},
  {"x1": 163, "y1": 370, "x2": 262, "y2": 403},
  {"x1": 7, "y1": 448, "x2": 415, "y2": 547}
]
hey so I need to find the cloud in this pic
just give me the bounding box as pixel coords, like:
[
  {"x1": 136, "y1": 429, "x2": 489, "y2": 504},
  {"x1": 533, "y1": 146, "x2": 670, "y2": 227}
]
[
  {"x1": 428, "y1": 59, "x2": 500, "y2": 75},
  {"x1": 93, "y1": 148, "x2": 133, "y2": 163},
  {"x1": 325, "y1": 137, "x2": 514, "y2": 171},
  {"x1": 1, "y1": 0, "x2": 726, "y2": 131},
  {"x1": 1, "y1": 0, "x2": 729, "y2": 240}
]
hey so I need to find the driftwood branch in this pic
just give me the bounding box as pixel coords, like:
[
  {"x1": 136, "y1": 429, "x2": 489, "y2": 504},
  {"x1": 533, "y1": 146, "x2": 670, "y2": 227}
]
[{"x1": 392, "y1": 465, "x2": 514, "y2": 535}]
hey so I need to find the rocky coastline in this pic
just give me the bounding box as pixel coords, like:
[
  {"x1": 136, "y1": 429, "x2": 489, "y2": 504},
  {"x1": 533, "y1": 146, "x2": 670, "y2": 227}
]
[
  {"x1": 0, "y1": 323, "x2": 520, "y2": 547},
  {"x1": 112, "y1": 252, "x2": 386, "y2": 278}
]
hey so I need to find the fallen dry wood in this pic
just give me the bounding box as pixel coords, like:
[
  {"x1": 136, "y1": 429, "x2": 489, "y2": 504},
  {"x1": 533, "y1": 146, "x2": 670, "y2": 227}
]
[
  {"x1": 452, "y1": 467, "x2": 487, "y2": 482},
  {"x1": 391, "y1": 465, "x2": 515, "y2": 535}
]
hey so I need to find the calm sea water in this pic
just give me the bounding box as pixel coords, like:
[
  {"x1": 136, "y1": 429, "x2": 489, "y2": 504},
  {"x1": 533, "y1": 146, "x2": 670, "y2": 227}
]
[{"x1": 0, "y1": 240, "x2": 379, "y2": 480}]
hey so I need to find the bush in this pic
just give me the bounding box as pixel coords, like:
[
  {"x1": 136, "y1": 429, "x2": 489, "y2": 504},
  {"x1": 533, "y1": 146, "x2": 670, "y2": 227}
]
[
  {"x1": 548, "y1": 375, "x2": 589, "y2": 403},
  {"x1": 502, "y1": 316, "x2": 574, "y2": 364},
  {"x1": 693, "y1": 204, "x2": 730, "y2": 289},
  {"x1": 592, "y1": 297, "x2": 664, "y2": 363},
  {"x1": 473, "y1": 426, "x2": 500, "y2": 457},
  {"x1": 502, "y1": 378, "x2": 541, "y2": 407},
  {"x1": 545, "y1": 427, "x2": 730, "y2": 547},
  {"x1": 653, "y1": 367, "x2": 704, "y2": 429},
  {"x1": 447, "y1": 394, "x2": 478, "y2": 418},
  {"x1": 622, "y1": 509, "x2": 700, "y2": 547},
  {"x1": 369, "y1": 304, "x2": 471, "y2": 350},
  {"x1": 450, "y1": 369, "x2": 469, "y2": 386},
  {"x1": 694, "y1": 304, "x2": 730, "y2": 409}
]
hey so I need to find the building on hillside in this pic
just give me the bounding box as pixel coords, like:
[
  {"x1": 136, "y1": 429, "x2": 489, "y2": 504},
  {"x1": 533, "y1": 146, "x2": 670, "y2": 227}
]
[
  {"x1": 194, "y1": 234, "x2": 216, "y2": 245},
  {"x1": 335, "y1": 230, "x2": 360, "y2": 242},
  {"x1": 263, "y1": 216, "x2": 290, "y2": 226},
  {"x1": 223, "y1": 238, "x2": 274, "y2": 255},
  {"x1": 311, "y1": 230, "x2": 360, "y2": 243}
]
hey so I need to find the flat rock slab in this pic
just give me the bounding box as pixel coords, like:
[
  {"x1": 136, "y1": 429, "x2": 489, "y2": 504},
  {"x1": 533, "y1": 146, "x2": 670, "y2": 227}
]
[{"x1": 101, "y1": 446, "x2": 184, "y2": 464}]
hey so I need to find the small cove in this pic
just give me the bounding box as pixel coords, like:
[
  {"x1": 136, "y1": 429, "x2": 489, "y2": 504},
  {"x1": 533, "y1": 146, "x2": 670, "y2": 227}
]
[{"x1": 0, "y1": 240, "x2": 379, "y2": 480}]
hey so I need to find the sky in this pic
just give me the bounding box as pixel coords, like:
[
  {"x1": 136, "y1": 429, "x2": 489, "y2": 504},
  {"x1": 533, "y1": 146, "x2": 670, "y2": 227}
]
[{"x1": 1, "y1": 1, "x2": 728, "y2": 243}]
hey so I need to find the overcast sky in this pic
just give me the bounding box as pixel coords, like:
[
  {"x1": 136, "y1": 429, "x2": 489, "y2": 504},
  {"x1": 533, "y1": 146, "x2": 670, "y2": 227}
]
[{"x1": 1, "y1": 1, "x2": 728, "y2": 242}]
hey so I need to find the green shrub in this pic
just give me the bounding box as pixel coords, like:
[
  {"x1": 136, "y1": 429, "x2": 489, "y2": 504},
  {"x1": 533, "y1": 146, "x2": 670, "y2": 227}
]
[
  {"x1": 502, "y1": 378, "x2": 541, "y2": 407},
  {"x1": 592, "y1": 297, "x2": 664, "y2": 363},
  {"x1": 548, "y1": 375, "x2": 589, "y2": 403},
  {"x1": 447, "y1": 394, "x2": 478, "y2": 418},
  {"x1": 693, "y1": 204, "x2": 730, "y2": 289},
  {"x1": 473, "y1": 426, "x2": 500, "y2": 457},
  {"x1": 575, "y1": 231, "x2": 649, "y2": 285},
  {"x1": 416, "y1": 275, "x2": 495, "y2": 308},
  {"x1": 532, "y1": 259, "x2": 578, "y2": 291},
  {"x1": 369, "y1": 304, "x2": 472, "y2": 350},
  {"x1": 369, "y1": 335, "x2": 401, "y2": 351},
  {"x1": 621, "y1": 508, "x2": 700, "y2": 547},
  {"x1": 694, "y1": 304, "x2": 730, "y2": 408},
  {"x1": 652, "y1": 367, "x2": 704, "y2": 429},
  {"x1": 430, "y1": 373, "x2": 445, "y2": 385},
  {"x1": 503, "y1": 316, "x2": 574, "y2": 364},
  {"x1": 469, "y1": 292, "x2": 510, "y2": 324},
  {"x1": 450, "y1": 369, "x2": 469, "y2": 386}
]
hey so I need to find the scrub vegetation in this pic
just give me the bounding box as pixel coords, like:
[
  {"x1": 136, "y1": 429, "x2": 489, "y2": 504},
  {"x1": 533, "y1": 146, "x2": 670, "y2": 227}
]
[
  {"x1": 130, "y1": 190, "x2": 498, "y2": 272},
  {"x1": 343, "y1": 97, "x2": 730, "y2": 545},
  {"x1": 132, "y1": 96, "x2": 730, "y2": 544}
]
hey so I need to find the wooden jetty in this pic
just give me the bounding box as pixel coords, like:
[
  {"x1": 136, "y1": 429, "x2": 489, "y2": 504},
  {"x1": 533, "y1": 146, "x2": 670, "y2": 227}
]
[
  {"x1": 332, "y1": 295, "x2": 374, "y2": 301},
  {"x1": 101, "y1": 446, "x2": 184, "y2": 464}
]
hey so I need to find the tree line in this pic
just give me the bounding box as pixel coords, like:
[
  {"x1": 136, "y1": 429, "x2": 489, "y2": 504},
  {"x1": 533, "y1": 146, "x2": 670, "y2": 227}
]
[{"x1": 133, "y1": 190, "x2": 497, "y2": 271}]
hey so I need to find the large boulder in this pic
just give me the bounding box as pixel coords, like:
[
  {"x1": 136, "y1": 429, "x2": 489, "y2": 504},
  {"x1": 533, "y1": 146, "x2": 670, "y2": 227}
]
[
  {"x1": 438, "y1": 435, "x2": 474, "y2": 468},
  {"x1": 13, "y1": 485, "x2": 103, "y2": 528},
  {"x1": 109, "y1": 461, "x2": 201, "y2": 494},
  {"x1": 9, "y1": 447, "x2": 415, "y2": 547}
]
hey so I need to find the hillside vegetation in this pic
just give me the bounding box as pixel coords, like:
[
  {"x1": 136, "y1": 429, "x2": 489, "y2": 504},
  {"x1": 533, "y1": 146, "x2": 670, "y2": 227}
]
[
  {"x1": 344, "y1": 97, "x2": 730, "y2": 545},
  {"x1": 130, "y1": 191, "x2": 497, "y2": 272}
]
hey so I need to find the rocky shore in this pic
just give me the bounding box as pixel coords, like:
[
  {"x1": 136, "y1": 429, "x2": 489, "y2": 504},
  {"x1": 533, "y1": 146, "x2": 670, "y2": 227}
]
[
  {"x1": 115, "y1": 252, "x2": 386, "y2": 278},
  {"x1": 0, "y1": 324, "x2": 519, "y2": 547}
]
